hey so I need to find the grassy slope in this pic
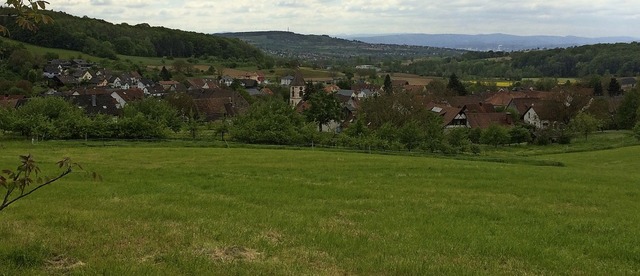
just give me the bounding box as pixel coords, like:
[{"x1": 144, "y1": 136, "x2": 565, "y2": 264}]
[{"x1": 0, "y1": 138, "x2": 639, "y2": 274}]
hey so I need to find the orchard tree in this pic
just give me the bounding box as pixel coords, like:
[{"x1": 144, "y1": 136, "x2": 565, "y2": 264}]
[
  {"x1": 615, "y1": 89, "x2": 639, "y2": 129},
  {"x1": 481, "y1": 124, "x2": 510, "y2": 147},
  {"x1": 633, "y1": 122, "x2": 640, "y2": 141},
  {"x1": 231, "y1": 99, "x2": 305, "y2": 145},
  {"x1": 303, "y1": 91, "x2": 342, "y2": 132},
  {"x1": 570, "y1": 112, "x2": 601, "y2": 140}
]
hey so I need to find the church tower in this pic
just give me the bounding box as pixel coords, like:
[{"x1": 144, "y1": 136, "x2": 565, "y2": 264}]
[{"x1": 289, "y1": 71, "x2": 305, "y2": 107}]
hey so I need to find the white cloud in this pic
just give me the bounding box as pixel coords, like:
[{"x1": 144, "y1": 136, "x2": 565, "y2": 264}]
[{"x1": 50, "y1": 0, "x2": 640, "y2": 37}]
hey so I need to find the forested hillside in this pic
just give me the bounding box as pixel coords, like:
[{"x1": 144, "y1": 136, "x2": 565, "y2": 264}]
[
  {"x1": 0, "y1": 9, "x2": 265, "y2": 62},
  {"x1": 397, "y1": 42, "x2": 640, "y2": 79},
  {"x1": 218, "y1": 31, "x2": 465, "y2": 60}
]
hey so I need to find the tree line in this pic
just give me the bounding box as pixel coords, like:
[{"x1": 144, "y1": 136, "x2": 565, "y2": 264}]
[{"x1": 393, "y1": 43, "x2": 640, "y2": 79}]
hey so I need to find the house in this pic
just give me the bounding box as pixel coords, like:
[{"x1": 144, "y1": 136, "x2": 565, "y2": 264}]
[
  {"x1": 109, "y1": 76, "x2": 122, "y2": 89},
  {"x1": 323, "y1": 84, "x2": 340, "y2": 94},
  {"x1": 43, "y1": 64, "x2": 63, "y2": 78},
  {"x1": 135, "y1": 79, "x2": 155, "y2": 95},
  {"x1": 522, "y1": 103, "x2": 557, "y2": 129},
  {"x1": 0, "y1": 95, "x2": 25, "y2": 109},
  {"x1": 90, "y1": 77, "x2": 109, "y2": 87},
  {"x1": 186, "y1": 78, "x2": 219, "y2": 90},
  {"x1": 71, "y1": 59, "x2": 92, "y2": 69},
  {"x1": 484, "y1": 91, "x2": 528, "y2": 109},
  {"x1": 238, "y1": 79, "x2": 258, "y2": 89},
  {"x1": 219, "y1": 76, "x2": 234, "y2": 87},
  {"x1": 425, "y1": 103, "x2": 468, "y2": 129},
  {"x1": 67, "y1": 94, "x2": 120, "y2": 116},
  {"x1": 159, "y1": 80, "x2": 181, "y2": 91},
  {"x1": 111, "y1": 88, "x2": 144, "y2": 108},
  {"x1": 507, "y1": 98, "x2": 544, "y2": 116},
  {"x1": 52, "y1": 75, "x2": 79, "y2": 87},
  {"x1": 188, "y1": 89, "x2": 250, "y2": 121},
  {"x1": 280, "y1": 75, "x2": 294, "y2": 86},
  {"x1": 466, "y1": 113, "x2": 513, "y2": 129},
  {"x1": 619, "y1": 77, "x2": 637, "y2": 91}
]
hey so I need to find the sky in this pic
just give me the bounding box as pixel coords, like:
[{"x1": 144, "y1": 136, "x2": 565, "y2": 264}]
[{"x1": 53, "y1": 0, "x2": 640, "y2": 38}]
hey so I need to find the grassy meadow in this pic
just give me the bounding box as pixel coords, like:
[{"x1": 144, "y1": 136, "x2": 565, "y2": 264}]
[{"x1": 0, "y1": 138, "x2": 639, "y2": 274}]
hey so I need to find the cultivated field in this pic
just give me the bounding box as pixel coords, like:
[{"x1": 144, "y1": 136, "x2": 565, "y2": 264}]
[{"x1": 0, "y1": 139, "x2": 639, "y2": 274}]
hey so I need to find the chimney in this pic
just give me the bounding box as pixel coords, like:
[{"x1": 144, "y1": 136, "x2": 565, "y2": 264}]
[{"x1": 91, "y1": 95, "x2": 97, "y2": 107}]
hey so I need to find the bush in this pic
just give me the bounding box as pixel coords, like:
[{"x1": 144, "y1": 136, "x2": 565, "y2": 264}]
[
  {"x1": 633, "y1": 122, "x2": 640, "y2": 141},
  {"x1": 509, "y1": 125, "x2": 532, "y2": 144},
  {"x1": 533, "y1": 129, "x2": 551, "y2": 145},
  {"x1": 468, "y1": 128, "x2": 482, "y2": 144},
  {"x1": 481, "y1": 125, "x2": 510, "y2": 147},
  {"x1": 470, "y1": 144, "x2": 482, "y2": 155}
]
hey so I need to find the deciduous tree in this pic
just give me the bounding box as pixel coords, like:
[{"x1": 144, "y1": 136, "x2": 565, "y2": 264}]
[
  {"x1": 481, "y1": 124, "x2": 510, "y2": 147},
  {"x1": 570, "y1": 112, "x2": 601, "y2": 140},
  {"x1": 303, "y1": 91, "x2": 342, "y2": 132},
  {"x1": 0, "y1": 0, "x2": 53, "y2": 35}
]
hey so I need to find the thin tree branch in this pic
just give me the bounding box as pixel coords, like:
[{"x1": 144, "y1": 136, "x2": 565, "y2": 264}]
[{"x1": 0, "y1": 167, "x2": 72, "y2": 212}]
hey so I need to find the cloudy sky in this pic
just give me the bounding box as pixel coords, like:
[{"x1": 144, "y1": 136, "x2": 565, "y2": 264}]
[{"x1": 53, "y1": 0, "x2": 640, "y2": 37}]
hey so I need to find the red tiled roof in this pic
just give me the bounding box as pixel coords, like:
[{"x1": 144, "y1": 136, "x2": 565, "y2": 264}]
[{"x1": 467, "y1": 113, "x2": 513, "y2": 129}]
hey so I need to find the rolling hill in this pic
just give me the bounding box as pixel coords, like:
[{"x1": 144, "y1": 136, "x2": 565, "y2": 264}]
[
  {"x1": 0, "y1": 8, "x2": 265, "y2": 62},
  {"x1": 217, "y1": 31, "x2": 465, "y2": 60}
]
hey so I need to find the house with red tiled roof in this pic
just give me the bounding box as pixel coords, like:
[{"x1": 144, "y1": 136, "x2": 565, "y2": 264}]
[
  {"x1": 111, "y1": 88, "x2": 145, "y2": 108},
  {"x1": 188, "y1": 89, "x2": 250, "y2": 121},
  {"x1": 424, "y1": 102, "x2": 468, "y2": 129},
  {"x1": 186, "y1": 78, "x2": 220, "y2": 90},
  {"x1": 466, "y1": 113, "x2": 513, "y2": 129}
]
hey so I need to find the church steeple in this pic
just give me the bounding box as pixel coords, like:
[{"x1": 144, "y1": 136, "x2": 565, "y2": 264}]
[{"x1": 289, "y1": 70, "x2": 305, "y2": 107}]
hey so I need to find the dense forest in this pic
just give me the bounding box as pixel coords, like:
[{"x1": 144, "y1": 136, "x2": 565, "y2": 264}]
[
  {"x1": 395, "y1": 43, "x2": 640, "y2": 79},
  {"x1": 0, "y1": 8, "x2": 266, "y2": 63}
]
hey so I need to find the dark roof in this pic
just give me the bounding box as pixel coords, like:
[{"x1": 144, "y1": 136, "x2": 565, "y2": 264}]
[
  {"x1": 114, "y1": 88, "x2": 145, "y2": 102},
  {"x1": 529, "y1": 101, "x2": 560, "y2": 121},
  {"x1": 619, "y1": 77, "x2": 637, "y2": 86},
  {"x1": 239, "y1": 79, "x2": 258, "y2": 88},
  {"x1": 466, "y1": 113, "x2": 513, "y2": 129},
  {"x1": 67, "y1": 94, "x2": 120, "y2": 116},
  {"x1": 0, "y1": 95, "x2": 25, "y2": 109},
  {"x1": 465, "y1": 102, "x2": 495, "y2": 113},
  {"x1": 291, "y1": 71, "x2": 306, "y2": 86},
  {"x1": 188, "y1": 88, "x2": 250, "y2": 121},
  {"x1": 508, "y1": 98, "x2": 544, "y2": 117}
]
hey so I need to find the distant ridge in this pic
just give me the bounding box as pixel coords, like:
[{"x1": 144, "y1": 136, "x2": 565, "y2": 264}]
[
  {"x1": 217, "y1": 31, "x2": 465, "y2": 60},
  {"x1": 342, "y1": 33, "x2": 639, "y2": 51}
]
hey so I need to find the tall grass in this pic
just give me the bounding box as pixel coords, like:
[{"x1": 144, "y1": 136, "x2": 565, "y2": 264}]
[{"x1": 0, "y1": 140, "x2": 638, "y2": 274}]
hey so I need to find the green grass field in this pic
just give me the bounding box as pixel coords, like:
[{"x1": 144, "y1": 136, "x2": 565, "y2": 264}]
[{"x1": 0, "y1": 137, "x2": 639, "y2": 274}]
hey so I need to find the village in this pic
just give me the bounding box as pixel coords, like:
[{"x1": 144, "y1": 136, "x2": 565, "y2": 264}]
[{"x1": 1, "y1": 57, "x2": 634, "y2": 141}]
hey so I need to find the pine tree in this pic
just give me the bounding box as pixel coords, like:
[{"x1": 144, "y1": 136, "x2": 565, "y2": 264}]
[
  {"x1": 447, "y1": 73, "x2": 467, "y2": 96},
  {"x1": 607, "y1": 77, "x2": 622, "y2": 97},
  {"x1": 383, "y1": 74, "x2": 393, "y2": 95},
  {"x1": 159, "y1": 66, "x2": 172, "y2": 81}
]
